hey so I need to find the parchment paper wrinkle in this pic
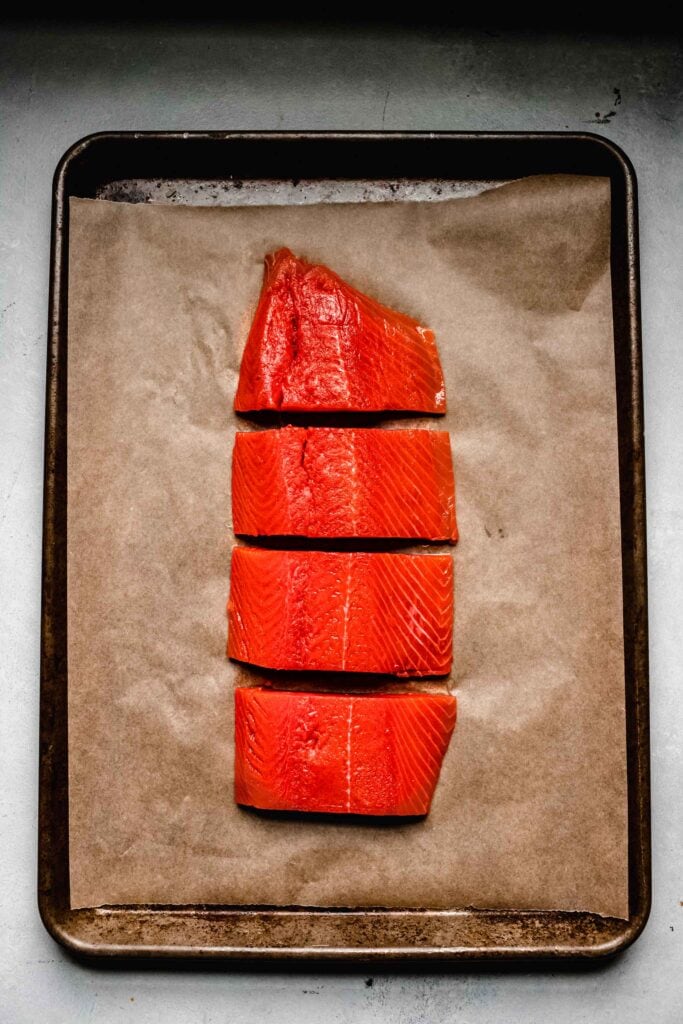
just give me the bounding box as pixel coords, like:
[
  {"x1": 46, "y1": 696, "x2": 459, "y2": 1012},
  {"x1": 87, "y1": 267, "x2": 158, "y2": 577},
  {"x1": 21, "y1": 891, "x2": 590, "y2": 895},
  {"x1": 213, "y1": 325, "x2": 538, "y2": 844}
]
[{"x1": 67, "y1": 175, "x2": 628, "y2": 917}]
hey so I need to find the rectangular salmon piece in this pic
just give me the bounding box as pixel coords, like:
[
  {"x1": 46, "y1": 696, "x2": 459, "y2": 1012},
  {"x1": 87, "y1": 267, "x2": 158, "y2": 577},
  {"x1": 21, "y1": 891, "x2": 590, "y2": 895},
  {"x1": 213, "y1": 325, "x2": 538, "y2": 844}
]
[
  {"x1": 227, "y1": 547, "x2": 453, "y2": 677},
  {"x1": 234, "y1": 687, "x2": 457, "y2": 816},
  {"x1": 232, "y1": 427, "x2": 458, "y2": 542}
]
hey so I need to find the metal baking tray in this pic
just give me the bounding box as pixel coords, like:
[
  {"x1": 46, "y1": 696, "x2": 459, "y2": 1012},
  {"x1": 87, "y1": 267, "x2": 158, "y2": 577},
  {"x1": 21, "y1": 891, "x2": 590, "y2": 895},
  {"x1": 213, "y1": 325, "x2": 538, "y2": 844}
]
[{"x1": 39, "y1": 131, "x2": 650, "y2": 961}]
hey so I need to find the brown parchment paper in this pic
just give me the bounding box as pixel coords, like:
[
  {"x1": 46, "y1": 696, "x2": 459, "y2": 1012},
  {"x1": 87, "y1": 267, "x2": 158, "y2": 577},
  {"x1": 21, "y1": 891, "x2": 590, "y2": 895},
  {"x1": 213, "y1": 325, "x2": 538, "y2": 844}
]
[{"x1": 67, "y1": 175, "x2": 628, "y2": 917}]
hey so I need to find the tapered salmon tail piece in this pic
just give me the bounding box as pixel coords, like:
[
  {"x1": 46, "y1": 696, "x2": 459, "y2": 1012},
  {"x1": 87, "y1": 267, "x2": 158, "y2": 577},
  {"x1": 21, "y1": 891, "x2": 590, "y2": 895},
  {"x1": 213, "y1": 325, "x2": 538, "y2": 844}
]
[
  {"x1": 234, "y1": 248, "x2": 446, "y2": 413},
  {"x1": 234, "y1": 688, "x2": 457, "y2": 816}
]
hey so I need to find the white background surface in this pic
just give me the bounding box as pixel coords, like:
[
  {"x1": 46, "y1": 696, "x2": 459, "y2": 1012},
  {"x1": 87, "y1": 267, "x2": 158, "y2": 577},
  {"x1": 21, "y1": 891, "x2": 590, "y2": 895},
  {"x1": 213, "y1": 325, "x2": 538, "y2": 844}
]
[{"x1": 1, "y1": 23, "x2": 681, "y2": 1023}]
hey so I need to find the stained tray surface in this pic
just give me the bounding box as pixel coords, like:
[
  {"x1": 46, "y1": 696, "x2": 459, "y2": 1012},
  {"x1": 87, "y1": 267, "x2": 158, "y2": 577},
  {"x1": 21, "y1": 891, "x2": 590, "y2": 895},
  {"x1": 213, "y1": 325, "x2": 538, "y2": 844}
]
[{"x1": 39, "y1": 132, "x2": 649, "y2": 960}]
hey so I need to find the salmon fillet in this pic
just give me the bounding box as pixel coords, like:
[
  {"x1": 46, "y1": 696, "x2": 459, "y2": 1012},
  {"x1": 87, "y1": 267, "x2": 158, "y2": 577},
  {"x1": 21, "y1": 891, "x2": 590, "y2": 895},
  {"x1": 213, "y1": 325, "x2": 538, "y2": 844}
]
[
  {"x1": 232, "y1": 426, "x2": 457, "y2": 542},
  {"x1": 234, "y1": 248, "x2": 446, "y2": 413},
  {"x1": 234, "y1": 687, "x2": 457, "y2": 816},
  {"x1": 228, "y1": 547, "x2": 453, "y2": 676}
]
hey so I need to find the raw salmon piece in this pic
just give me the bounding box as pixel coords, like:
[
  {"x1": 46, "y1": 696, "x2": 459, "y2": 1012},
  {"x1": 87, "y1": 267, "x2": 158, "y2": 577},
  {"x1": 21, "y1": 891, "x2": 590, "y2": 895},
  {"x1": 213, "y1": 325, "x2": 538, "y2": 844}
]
[
  {"x1": 234, "y1": 248, "x2": 446, "y2": 413},
  {"x1": 227, "y1": 548, "x2": 453, "y2": 676},
  {"x1": 232, "y1": 427, "x2": 458, "y2": 542},
  {"x1": 234, "y1": 687, "x2": 457, "y2": 816}
]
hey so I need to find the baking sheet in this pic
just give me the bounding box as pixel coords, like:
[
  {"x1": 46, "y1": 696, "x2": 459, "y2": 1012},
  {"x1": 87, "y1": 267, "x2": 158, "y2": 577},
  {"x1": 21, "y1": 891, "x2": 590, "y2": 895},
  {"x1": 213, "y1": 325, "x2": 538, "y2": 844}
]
[{"x1": 67, "y1": 174, "x2": 628, "y2": 917}]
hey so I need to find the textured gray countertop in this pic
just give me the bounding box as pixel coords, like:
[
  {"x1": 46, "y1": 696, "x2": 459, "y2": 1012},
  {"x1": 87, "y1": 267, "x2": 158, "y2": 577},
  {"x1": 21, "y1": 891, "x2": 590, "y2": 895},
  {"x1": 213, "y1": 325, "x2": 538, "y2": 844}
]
[{"x1": 1, "y1": 23, "x2": 681, "y2": 1023}]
